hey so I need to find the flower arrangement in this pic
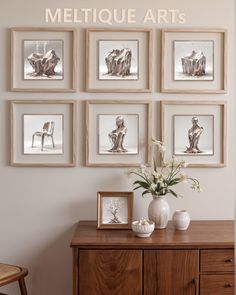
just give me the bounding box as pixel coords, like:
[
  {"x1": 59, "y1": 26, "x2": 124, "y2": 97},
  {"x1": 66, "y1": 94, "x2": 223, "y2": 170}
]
[{"x1": 129, "y1": 139, "x2": 201, "y2": 198}]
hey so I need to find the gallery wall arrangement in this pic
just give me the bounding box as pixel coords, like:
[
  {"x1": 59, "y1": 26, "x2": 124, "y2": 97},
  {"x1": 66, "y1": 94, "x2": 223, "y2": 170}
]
[
  {"x1": 9, "y1": 27, "x2": 228, "y2": 168},
  {"x1": 0, "y1": 0, "x2": 234, "y2": 294}
]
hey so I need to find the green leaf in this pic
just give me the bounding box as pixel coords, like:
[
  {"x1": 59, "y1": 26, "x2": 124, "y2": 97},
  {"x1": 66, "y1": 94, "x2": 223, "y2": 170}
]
[
  {"x1": 133, "y1": 186, "x2": 142, "y2": 190},
  {"x1": 168, "y1": 178, "x2": 181, "y2": 186},
  {"x1": 142, "y1": 190, "x2": 150, "y2": 197},
  {"x1": 169, "y1": 189, "x2": 178, "y2": 198},
  {"x1": 153, "y1": 158, "x2": 157, "y2": 172},
  {"x1": 133, "y1": 181, "x2": 150, "y2": 189},
  {"x1": 133, "y1": 180, "x2": 143, "y2": 185}
]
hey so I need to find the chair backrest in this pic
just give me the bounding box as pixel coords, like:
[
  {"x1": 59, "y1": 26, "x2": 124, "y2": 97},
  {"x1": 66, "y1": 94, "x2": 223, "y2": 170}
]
[{"x1": 42, "y1": 121, "x2": 55, "y2": 135}]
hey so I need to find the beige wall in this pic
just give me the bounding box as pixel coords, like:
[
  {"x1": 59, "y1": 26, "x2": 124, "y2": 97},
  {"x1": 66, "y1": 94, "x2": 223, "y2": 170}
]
[{"x1": 0, "y1": 0, "x2": 234, "y2": 294}]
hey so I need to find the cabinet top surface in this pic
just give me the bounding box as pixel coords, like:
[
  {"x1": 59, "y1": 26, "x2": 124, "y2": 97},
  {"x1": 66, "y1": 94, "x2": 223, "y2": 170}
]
[{"x1": 70, "y1": 220, "x2": 234, "y2": 249}]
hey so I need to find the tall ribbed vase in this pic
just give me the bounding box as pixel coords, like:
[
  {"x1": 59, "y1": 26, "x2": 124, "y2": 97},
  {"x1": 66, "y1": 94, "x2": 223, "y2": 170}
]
[{"x1": 148, "y1": 196, "x2": 170, "y2": 229}]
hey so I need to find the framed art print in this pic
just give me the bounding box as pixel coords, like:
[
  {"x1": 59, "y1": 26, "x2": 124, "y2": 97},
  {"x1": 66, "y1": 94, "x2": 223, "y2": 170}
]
[
  {"x1": 98, "y1": 114, "x2": 139, "y2": 155},
  {"x1": 173, "y1": 115, "x2": 214, "y2": 156},
  {"x1": 11, "y1": 100, "x2": 77, "y2": 167},
  {"x1": 11, "y1": 28, "x2": 77, "y2": 92},
  {"x1": 174, "y1": 40, "x2": 214, "y2": 81},
  {"x1": 86, "y1": 100, "x2": 152, "y2": 167},
  {"x1": 86, "y1": 28, "x2": 152, "y2": 92},
  {"x1": 98, "y1": 40, "x2": 139, "y2": 81},
  {"x1": 23, "y1": 114, "x2": 64, "y2": 155},
  {"x1": 23, "y1": 39, "x2": 64, "y2": 80},
  {"x1": 161, "y1": 29, "x2": 227, "y2": 93},
  {"x1": 97, "y1": 191, "x2": 133, "y2": 229},
  {"x1": 161, "y1": 101, "x2": 227, "y2": 167}
]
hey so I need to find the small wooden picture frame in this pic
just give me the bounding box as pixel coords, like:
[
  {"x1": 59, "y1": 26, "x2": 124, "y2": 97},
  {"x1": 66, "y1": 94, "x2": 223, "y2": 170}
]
[{"x1": 97, "y1": 192, "x2": 133, "y2": 229}]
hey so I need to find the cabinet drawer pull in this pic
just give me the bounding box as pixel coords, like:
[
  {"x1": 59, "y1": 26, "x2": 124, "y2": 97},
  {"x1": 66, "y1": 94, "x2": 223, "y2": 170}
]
[
  {"x1": 225, "y1": 258, "x2": 233, "y2": 263},
  {"x1": 192, "y1": 278, "x2": 197, "y2": 295},
  {"x1": 225, "y1": 283, "x2": 233, "y2": 288}
]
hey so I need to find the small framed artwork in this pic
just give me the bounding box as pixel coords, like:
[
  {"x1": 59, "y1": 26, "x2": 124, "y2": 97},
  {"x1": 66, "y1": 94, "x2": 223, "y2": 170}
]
[
  {"x1": 161, "y1": 101, "x2": 227, "y2": 167},
  {"x1": 11, "y1": 100, "x2": 77, "y2": 167},
  {"x1": 11, "y1": 27, "x2": 77, "y2": 92},
  {"x1": 86, "y1": 100, "x2": 152, "y2": 167},
  {"x1": 161, "y1": 29, "x2": 227, "y2": 93},
  {"x1": 86, "y1": 28, "x2": 152, "y2": 92},
  {"x1": 97, "y1": 192, "x2": 133, "y2": 229}
]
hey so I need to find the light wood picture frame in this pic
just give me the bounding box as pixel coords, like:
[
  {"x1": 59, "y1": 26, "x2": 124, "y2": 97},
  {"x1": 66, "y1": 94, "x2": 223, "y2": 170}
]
[
  {"x1": 86, "y1": 100, "x2": 152, "y2": 167},
  {"x1": 161, "y1": 29, "x2": 227, "y2": 93},
  {"x1": 97, "y1": 191, "x2": 133, "y2": 229},
  {"x1": 11, "y1": 100, "x2": 77, "y2": 167},
  {"x1": 161, "y1": 100, "x2": 227, "y2": 168},
  {"x1": 11, "y1": 27, "x2": 77, "y2": 92},
  {"x1": 86, "y1": 28, "x2": 152, "y2": 92}
]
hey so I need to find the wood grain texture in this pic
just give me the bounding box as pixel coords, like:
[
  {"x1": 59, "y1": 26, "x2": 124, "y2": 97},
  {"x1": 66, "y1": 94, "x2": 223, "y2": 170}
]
[
  {"x1": 0, "y1": 263, "x2": 28, "y2": 288},
  {"x1": 70, "y1": 220, "x2": 234, "y2": 249},
  {"x1": 72, "y1": 249, "x2": 78, "y2": 295},
  {"x1": 78, "y1": 249, "x2": 142, "y2": 295},
  {"x1": 144, "y1": 250, "x2": 198, "y2": 295},
  {"x1": 201, "y1": 249, "x2": 234, "y2": 272},
  {"x1": 200, "y1": 274, "x2": 234, "y2": 294}
]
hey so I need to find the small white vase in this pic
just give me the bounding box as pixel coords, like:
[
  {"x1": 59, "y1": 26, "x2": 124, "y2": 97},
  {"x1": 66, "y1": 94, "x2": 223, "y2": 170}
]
[
  {"x1": 173, "y1": 210, "x2": 190, "y2": 230},
  {"x1": 148, "y1": 196, "x2": 170, "y2": 229}
]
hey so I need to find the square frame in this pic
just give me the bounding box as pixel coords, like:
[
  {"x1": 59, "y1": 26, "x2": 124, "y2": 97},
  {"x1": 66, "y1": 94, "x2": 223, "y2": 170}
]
[
  {"x1": 161, "y1": 100, "x2": 227, "y2": 168},
  {"x1": 86, "y1": 28, "x2": 152, "y2": 92},
  {"x1": 86, "y1": 100, "x2": 152, "y2": 167},
  {"x1": 97, "y1": 191, "x2": 133, "y2": 229},
  {"x1": 11, "y1": 27, "x2": 77, "y2": 92},
  {"x1": 161, "y1": 29, "x2": 227, "y2": 93},
  {"x1": 11, "y1": 100, "x2": 77, "y2": 167}
]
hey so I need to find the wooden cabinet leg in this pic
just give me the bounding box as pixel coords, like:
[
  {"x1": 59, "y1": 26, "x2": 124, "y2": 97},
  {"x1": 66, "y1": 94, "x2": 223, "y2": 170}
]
[{"x1": 19, "y1": 277, "x2": 28, "y2": 295}]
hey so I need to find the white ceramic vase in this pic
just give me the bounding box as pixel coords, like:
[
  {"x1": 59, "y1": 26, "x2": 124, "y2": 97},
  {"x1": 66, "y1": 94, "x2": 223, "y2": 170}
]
[
  {"x1": 148, "y1": 196, "x2": 170, "y2": 229},
  {"x1": 173, "y1": 210, "x2": 190, "y2": 230}
]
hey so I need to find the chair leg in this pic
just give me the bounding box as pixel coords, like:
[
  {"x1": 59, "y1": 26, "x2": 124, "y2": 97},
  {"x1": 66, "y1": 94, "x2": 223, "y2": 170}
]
[
  {"x1": 51, "y1": 135, "x2": 55, "y2": 148},
  {"x1": 18, "y1": 277, "x2": 28, "y2": 295},
  {"x1": 41, "y1": 134, "x2": 45, "y2": 151},
  {"x1": 32, "y1": 134, "x2": 35, "y2": 148}
]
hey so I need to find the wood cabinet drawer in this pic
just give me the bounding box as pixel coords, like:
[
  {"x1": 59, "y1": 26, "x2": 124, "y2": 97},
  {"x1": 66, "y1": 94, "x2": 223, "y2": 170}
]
[
  {"x1": 200, "y1": 274, "x2": 234, "y2": 294},
  {"x1": 78, "y1": 249, "x2": 142, "y2": 295},
  {"x1": 201, "y1": 249, "x2": 234, "y2": 272}
]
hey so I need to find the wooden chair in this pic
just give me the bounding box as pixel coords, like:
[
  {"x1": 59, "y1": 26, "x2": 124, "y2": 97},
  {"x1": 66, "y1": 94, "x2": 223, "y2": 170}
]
[{"x1": 0, "y1": 263, "x2": 28, "y2": 295}]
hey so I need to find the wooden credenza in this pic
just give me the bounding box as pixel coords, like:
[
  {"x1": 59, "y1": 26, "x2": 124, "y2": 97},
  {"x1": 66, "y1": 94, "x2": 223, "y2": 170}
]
[{"x1": 70, "y1": 220, "x2": 234, "y2": 295}]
